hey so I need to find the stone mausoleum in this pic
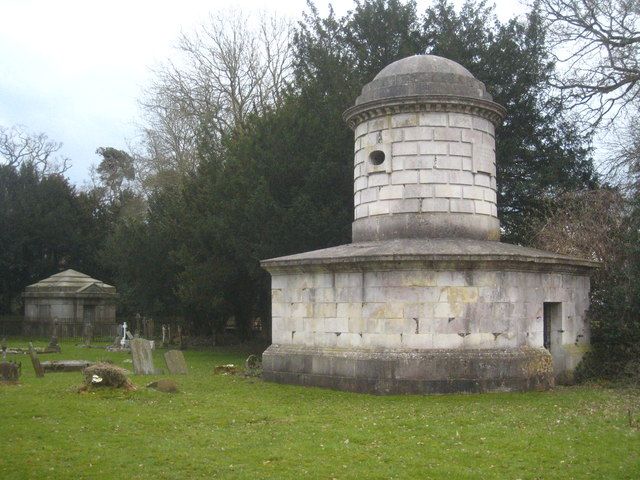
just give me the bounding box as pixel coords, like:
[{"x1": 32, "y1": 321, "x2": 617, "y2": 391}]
[
  {"x1": 23, "y1": 269, "x2": 117, "y2": 326},
  {"x1": 261, "y1": 55, "x2": 596, "y2": 394}
]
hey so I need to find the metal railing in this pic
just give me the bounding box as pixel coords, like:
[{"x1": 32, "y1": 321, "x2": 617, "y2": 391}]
[{"x1": 0, "y1": 316, "x2": 117, "y2": 341}]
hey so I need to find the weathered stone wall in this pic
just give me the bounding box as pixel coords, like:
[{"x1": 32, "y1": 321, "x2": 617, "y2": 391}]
[
  {"x1": 352, "y1": 111, "x2": 500, "y2": 241},
  {"x1": 24, "y1": 297, "x2": 117, "y2": 324},
  {"x1": 270, "y1": 267, "x2": 590, "y2": 375}
]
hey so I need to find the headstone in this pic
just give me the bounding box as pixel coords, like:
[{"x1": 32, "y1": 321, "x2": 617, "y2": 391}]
[
  {"x1": 51, "y1": 318, "x2": 59, "y2": 338},
  {"x1": 0, "y1": 360, "x2": 20, "y2": 381},
  {"x1": 0, "y1": 337, "x2": 20, "y2": 382},
  {"x1": 28, "y1": 342, "x2": 45, "y2": 378},
  {"x1": 142, "y1": 316, "x2": 155, "y2": 339},
  {"x1": 164, "y1": 350, "x2": 188, "y2": 374},
  {"x1": 83, "y1": 322, "x2": 93, "y2": 346},
  {"x1": 47, "y1": 335, "x2": 61, "y2": 353},
  {"x1": 177, "y1": 325, "x2": 186, "y2": 350},
  {"x1": 130, "y1": 338, "x2": 156, "y2": 375}
]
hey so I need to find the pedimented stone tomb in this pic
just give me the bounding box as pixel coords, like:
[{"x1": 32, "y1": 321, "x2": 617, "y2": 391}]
[
  {"x1": 23, "y1": 269, "x2": 117, "y2": 327},
  {"x1": 261, "y1": 55, "x2": 596, "y2": 394}
]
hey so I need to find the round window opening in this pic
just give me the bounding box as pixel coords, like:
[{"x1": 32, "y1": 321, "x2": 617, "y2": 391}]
[{"x1": 369, "y1": 150, "x2": 385, "y2": 165}]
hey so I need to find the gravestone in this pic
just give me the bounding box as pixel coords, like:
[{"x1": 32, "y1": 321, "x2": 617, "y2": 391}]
[
  {"x1": 47, "y1": 335, "x2": 61, "y2": 353},
  {"x1": 1, "y1": 338, "x2": 21, "y2": 381},
  {"x1": 48, "y1": 321, "x2": 61, "y2": 353},
  {"x1": 28, "y1": 342, "x2": 45, "y2": 378},
  {"x1": 0, "y1": 360, "x2": 20, "y2": 381},
  {"x1": 83, "y1": 322, "x2": 93, "y2": 346},
  {"x1": 130, "y1": 338, "x2": 156, "y2": 375},
  {"x1": 164, "y1": 350, "x2": 188, "y2": 375}
]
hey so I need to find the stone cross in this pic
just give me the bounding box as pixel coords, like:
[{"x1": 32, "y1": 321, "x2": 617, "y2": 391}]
[{"x1": 120, "y1": 322, "x2": 128, "y2": 347}]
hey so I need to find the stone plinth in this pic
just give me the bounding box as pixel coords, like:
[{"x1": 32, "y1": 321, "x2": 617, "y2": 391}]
[{"x1": 263, "y1": 346, "x2": 553, "y2": 395}]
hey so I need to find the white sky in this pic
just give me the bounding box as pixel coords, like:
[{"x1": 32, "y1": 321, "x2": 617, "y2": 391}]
[{"x1": 0, "y1": 0, "x2": 528, "y2": 185}]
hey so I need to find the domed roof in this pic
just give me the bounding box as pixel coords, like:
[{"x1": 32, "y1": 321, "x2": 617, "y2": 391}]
[
  {"x1": 374, "y1": 55, "x2": 474, "y2": 80},
  {"x1": 354, "y1": 54, "x2": 493, "y2": 106}
]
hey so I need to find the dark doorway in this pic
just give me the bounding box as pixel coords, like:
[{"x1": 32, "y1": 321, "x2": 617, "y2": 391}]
[
  {"x1": 83, "y1": 305, "x2": 96, "y2": 324},
  {"x1": 37, "y1": 304, "x2": 51, "y2": 321},
  {"x1": 543, "y1": 302, "x2": 562, "y2": 350}
]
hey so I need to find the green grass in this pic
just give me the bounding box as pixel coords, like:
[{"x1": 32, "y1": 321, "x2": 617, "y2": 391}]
[{"x1": 1, "y1": 341, "x2": 639, "y2": 479}]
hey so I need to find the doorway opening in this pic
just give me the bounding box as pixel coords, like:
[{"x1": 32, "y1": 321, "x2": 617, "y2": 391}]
[
  {"x1": 83, "y1": 305, "x2": 96, "y2": 325},
  {"x1": 543, "y1": 302, "x2": 562, "y2": 350}
]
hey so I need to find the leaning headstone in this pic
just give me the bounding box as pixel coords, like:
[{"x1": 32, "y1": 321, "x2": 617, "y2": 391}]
[
  {"x1": 130, "y1": 338, "x2": 156, "y2": 375},
  {"x1": 164, "y1": 350, "x2": 188, "y2": 375},
  {"x1": 28, "y1": 342, "x2": 45, "y2": 378}
]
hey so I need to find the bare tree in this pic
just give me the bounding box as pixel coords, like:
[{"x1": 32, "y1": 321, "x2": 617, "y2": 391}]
[
  {"x1": 137, "y1": 10, "x2": 293, "y2": 190},
  {"x1": 0, "y1": 124, "x2": 70, "y2": 176},
  {"x1": 599, "y1": 108, "x2": 640, "y2": 189},
  {"x1": 537, "y1": 0, "x2": 640, "y2": 127},
  {"x1": 534, "y1": 189, "x2": 628, "y2": 263}
]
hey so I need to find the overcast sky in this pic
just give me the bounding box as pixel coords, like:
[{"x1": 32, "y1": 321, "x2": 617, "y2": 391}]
[{"x1": 0, "y1": 0, "x2": 528, "y2": 186}]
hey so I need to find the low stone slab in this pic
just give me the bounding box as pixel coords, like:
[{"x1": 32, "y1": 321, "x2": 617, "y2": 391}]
[
  {"x1": 164, "y1": 350, "x2": 188, "y2": 375},
  {"x1": 130, "y1": 338, "x2": 157, "y2": 375},
  {"x1": 41, "y1": 360, "x2": 94, "y2": 373}
]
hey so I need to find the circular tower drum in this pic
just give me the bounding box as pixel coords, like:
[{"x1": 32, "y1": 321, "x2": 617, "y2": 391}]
[{"x1": 344, "y1": 55, "x2": 505, "y2": 242}]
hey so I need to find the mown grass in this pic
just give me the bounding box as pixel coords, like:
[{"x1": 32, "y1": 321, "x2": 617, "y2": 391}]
[{"x1": 1, "y1": 340, "x2": 639, "y2": 479}]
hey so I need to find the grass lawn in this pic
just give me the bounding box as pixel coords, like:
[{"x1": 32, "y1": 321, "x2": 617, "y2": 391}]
[{"x1": 1, "y1": 341, "x2": 639, "y2": 479}]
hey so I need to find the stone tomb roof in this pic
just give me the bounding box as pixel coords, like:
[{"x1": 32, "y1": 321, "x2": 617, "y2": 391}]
[
  {"x1": 261, "y1": 239, "x2": 598, "y2": 274},
  {"x1": 23, "y1": 269, "x2": 116, "y2": 298},
  {"x1": 354, "y1": 54, "x2": 495, "y2": 106},
  {"x1": 345, "y1": 54, "x2": 506, "y2": 129}
]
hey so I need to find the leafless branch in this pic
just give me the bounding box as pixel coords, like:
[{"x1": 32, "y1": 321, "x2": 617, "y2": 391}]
[
  {"x1": 538, "y1": 0, "x2": 640, "y2": 127},
  {"x1": 0, "y1": 124, "x2": 71, "y2": 176},
  {"x1": 137, "y1": 10, "x2": 293, "y2": 190}
]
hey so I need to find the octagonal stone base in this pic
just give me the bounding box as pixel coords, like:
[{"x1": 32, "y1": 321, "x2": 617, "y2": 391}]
[
  {"x1": 261, "y1": 239, "x2": 595, "y2": 394},
  {"x1": 263, "y1": 345, "x2": 553, "y2": 394}
]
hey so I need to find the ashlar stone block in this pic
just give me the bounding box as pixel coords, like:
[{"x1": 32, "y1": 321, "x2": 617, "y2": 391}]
[
  {"x1": 391, "y1": 170, "x2": 419, "y2": 185},
  {"x1": 418, "y1": 141, "x2": 448, "y2": 155},
  {"x1": 419, "y1": 112, "x2": 448, "y2": 126},
  {"x1": 391, "y1": 113, "x2": 418, "y2": 128},
  {"x1": 421, "y1": 198, "x2": 449, "y2": 212}
]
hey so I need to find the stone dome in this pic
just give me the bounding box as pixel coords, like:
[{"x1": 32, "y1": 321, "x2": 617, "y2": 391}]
[
  {"x1": 355, "y1": 54, "x2": 493, "y2": 105},
  {"x1": 374, "y1": 55, "x2": 474, "y2": 79}
]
